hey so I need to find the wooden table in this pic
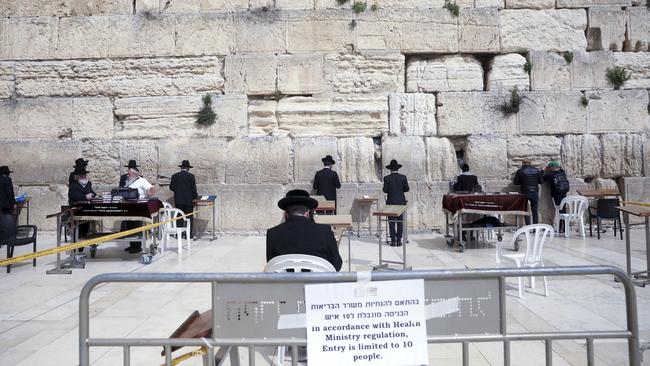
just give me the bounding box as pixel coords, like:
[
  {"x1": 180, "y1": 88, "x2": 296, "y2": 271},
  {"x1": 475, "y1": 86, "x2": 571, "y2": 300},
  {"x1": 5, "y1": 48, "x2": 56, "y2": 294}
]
[
  {"x1": 354, "y1": 197, "x2": 379, "y2": 237},
  {"x1": 577, "y1": 189, "x2": 621, "y2": 198},
  {"x1": 313, "y1": 195, "x2": 336, "y2": 214},
  {"x1": 617, "y1": 205, "x2": 650, "y2": 287},
  {"x1": 372, "y1": 205, "x2": 408, "y2": 269},
  {"x1": 315, "y1": 214, "x2": 353, "y2": 271}
]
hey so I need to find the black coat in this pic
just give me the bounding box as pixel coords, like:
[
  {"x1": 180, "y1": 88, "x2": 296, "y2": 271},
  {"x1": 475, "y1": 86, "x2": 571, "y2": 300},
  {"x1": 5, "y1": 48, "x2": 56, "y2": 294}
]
[
  {"x1": 119, "y1": 174, "x2": 128, "y2": 188},
  {"x1": 453, "y1": 174, "x2": 479, "y2": 192},
  {"x1": 514, "y1": 165, "x2": 542, "y2": 193},
  {"x1": 266, "y1": 216, "x2": 342, "y2": 271},
  {"x1": 169, "y1": 170, "x2": 198, "y2": 206},
  {"x1": 313, "y1": 168, "x2": 341, "y2": 201},
  {"x1": 68, "y1": 180, "x2": 96, "y2": 205},
  {"x1": 0, "y1": 175, "x2": 15, "y2": 210},
  {"x1": 383, "y1": 172, "x2": 409, "y2": 205}
]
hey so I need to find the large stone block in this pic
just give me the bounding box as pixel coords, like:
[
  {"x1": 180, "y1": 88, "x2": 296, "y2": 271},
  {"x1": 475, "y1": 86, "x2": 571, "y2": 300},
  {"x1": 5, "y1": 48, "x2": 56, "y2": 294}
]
[
  {"x1": 286, "y1": 10, "x2": 354, "y2": 52},
  {"x1": 15, "y1": 185, "x2": 68, "y2": 231},
  {"x1": 174, "y1": 13, "x2": 234, "y2": 56},
  {"x1": 406, "y1": 55, "x2": 484, "y2": 93},
  {"x1": 465, "y1": 135, "x2": 508, "y2": 179},
  {"x1": 645, "y1": 133, "x2": 650, "y2": 177},
  {"x1": 0, "y1": 62, "x2": 13, "y2": 98},
  {"x1": 114, "y1": 95, "x2": 247, "y2": 139},
  {"x1": 561, "y1": 134, "x2": 602, "y2": 178},
  {"x1": 0, "y1": 141, "x2": 81, "y2": 185},
  {"x1": 0, "y1": 0, "x2": 132, "y2": 16},
  {"x1": 413, "y1": 182, "x2": 449, "y2": 229},
  {"x1": 159, "y1": 138, "x2": 228, "y2": 185},
  {"x1": 486, "y1": 54, "x2": 530, "y2": 92},
  {"x1": 0, "y1": 18, "x2": 58, "y2": 60},
  {"x1": 15, "y1": 57, "x2": 224, "y2": 98},
  {"x1": 0, "y1": 97, "x2": 113, "y2": 140},
  {"x1": 626, "y1": 7, "x2": 649, "y2": 52},
  {"x1": 119, "y1": 140, "x2": 160, "y2": 184},
  {"x1": 601, "y1": 133, "x2": 643, "y2": 178},
  {"x1": 225, "y1": 54, "x2": 277, "y2": 95},
  {"x1": 437, "y1": 92, "x2": 517, "y2": 136},
  {"x1": 276, "y1": 96, "x2": 388, "y2": 137},
  {"x1": 225, "y1": 137, "x2": 292, "y2": 184},
  {"x1": 518, "y1": 91, "x2": 587, "y2": 134},
  {"x1": 459, "y1": 8, "x2": 500, "y2": 53},
  {"x1": 338, "y1": 137, "x2": 377, "y2": 183},
  {"x1": 234, "y1": 12, "x2": 287, "y2": 53},
  {"x1": 388, "y1": 93, "x2": 437, "y2": 136},
  {"x1": 248, "y1": 99, "x2": 279, "y2": 136},
  {"x1": 570, "y1": 51, "x2": 611, "y2": 90},
  {"x1": 507, "y1": 135, "x2": 561, "y2": 173},
  {"x1": 136, "y1": 0, "x2": 249, "y2": 12},
  {"x1": 323, "y1": 52, "x2": 405, "y2": 95},
  {"x1": 294, "y1": 137, "x2": 338, "y2": 182},
  {"x1": 215, "y1": 184, "x2": 286, "y2": 232},
  {"x1": 613, "y1": 52, "x2": 650, "y2": 89},
  {"x1": 316, "y1": 0, "x2": 473, "y2": 8},
  {"x1": 586, "y1": 7, "x2": 627, "y2": 51},
  {"x1": 425, "y1": 137, "x2": 458, "y2": 181},
  {"x1": 276, "y1": 0, "x2": 314, "y2": 9},
  {"x1": 278, "y1": 54, "x2": 326, "y2": 95},
  {"x1": 381, "y1": 136, "x2": 427, "y2": 182},
  {"x1": 529, "y1": 51, "x2": 572, "y2": 90},
  {"x1": 500, "y1": 9, "x2": 587, "y2": 52},
  {"x1": 80, "y1": 140, "x2": 121, "y2": 185},
  {"x1": 504, "y1": 0, "x2": 554, "y2": 8},
  {"x1": 586, "y1": 90, "x2": 649, "y2": 133},
  {"x1": 556, "y1": 0, "x2": 630, "y2": 7}
]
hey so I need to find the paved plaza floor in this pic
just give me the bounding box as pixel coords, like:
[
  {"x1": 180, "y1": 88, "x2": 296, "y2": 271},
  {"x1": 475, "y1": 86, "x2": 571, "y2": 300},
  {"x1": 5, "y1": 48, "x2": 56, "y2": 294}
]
[{"x1": 1, "y1": 226, "x2": 649, "y2": 365}]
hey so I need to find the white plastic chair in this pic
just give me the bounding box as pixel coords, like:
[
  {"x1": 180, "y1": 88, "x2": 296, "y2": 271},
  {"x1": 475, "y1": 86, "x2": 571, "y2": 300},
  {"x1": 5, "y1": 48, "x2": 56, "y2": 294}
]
[
  {"x1": 160, "y1": 208, "x2": 191, "y2": 255},
  {"x1": 157, "y1": 202, "x2": 174, "y2": 240},
  {"x1": 496, "y1": 224, "x2": 554, "y2": 298},
  {"x1": 554, "y1": 195, "x2": 588, "y2": 238},
  {"x1": 264, "y1": 254, "x2": 335, "y2": 365}
]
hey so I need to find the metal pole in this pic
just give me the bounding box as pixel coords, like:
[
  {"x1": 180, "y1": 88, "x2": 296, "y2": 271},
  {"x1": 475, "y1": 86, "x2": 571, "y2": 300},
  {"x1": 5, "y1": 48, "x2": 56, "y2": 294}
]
[
  {"x1": 462, "y1": 341, "x2": 469, "y2": 366},
  {"x1": 291, "y1": 345, "x2": 298, "y2": 366},
  {"x1": 624, "y1": 212, "x2": 632, "y2": 276},
  {"x1": 402, "y1": 214, "x2": 407, "y2": 269},
  {"x1": 499, "y1": 276, "x2": 509, "y2": 366},
  {"x1": 378, "y1": 216, "x2": 383, "y2": 266},
  {"x1": 645, "y1": 217, "x2": 650, "y2": 279},
  {"x1": 165, "y1": 345, "x2": 172, "y2": 366},
  {"x1": 357, "y1": 201, "x2": 361, "y2": 238},
  {"x1": 248, "y1": 346, "x2": 255, "y2": 366},
  {"x1": 545, "y1": 339, "x2": 552, "y2": 366},
  {"x1": 586, "y1": 338, "x2": 594, "y2": 366},
  {"x1": 348, "y1": 228, "x2": 352, "y2": 272},
  {"x1": 123, "y1": 346, "x2": 130, "y2": 366}
]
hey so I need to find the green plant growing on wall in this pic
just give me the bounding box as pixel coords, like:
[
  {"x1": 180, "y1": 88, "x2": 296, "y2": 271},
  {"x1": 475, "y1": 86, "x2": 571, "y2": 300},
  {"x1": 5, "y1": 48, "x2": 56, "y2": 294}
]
[
  {"x1": 352, "y1": 1, "x2": 367, "y2": 13},
  {"x1": 606, "y1": 66, "x2": 630, "y2": 89},
  {"x1": 523, "y1": 60, "x2": 532, "y2": 74},
  {"x1": 563, "y1": 51, "x2": 574, "y2": 64},
  {"x1": 581, "y1": 94, "x2": 589, "y2": 107},
  {"x1": 370, "y1": 3, "x2": 378, "y2": 11},
  {"x1": 336, "y1": 0, "x2": 349, "y2": 5},
  {"x1": 196, "y1": 94, "x2": 217, "y2": 127},
  {"x1": 443, "y1": 1, "x2": 460, "y2": 17},
  {"x1": 501, "y1": 87, "x2": 522, "y2": 115}
]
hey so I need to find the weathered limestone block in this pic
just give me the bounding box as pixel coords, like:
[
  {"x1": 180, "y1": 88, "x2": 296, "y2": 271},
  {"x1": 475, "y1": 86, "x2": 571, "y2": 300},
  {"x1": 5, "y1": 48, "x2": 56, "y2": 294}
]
[
  {"x1": 216, "y1": 184, "x2": 286, "y2": 231},
  {"x1": 15, "y1": 185, "x2": 68, "y2": 231},
  {"x1": 276, "y1": 0, "x2": 314, "y2": 9},
  {"x1": 475, "y1": 0, "x2": 504, "y2": 7},
  {"x1": 530, "y1": 51, "x2": 572, "y2": 90},
  {"x1": 0, "y1": 63, "x2": 14, "y2": 98},
  {"x1": 486, "y1": 54, "x2": 530, "y2": 92},
  {"x1": 316, "y1": 0, "x2": 473, "y2": 8},
  {"x1": 15, "y1": 57, "x2": 224, "y2": 98},
  {"x1": 234, "y1": 12, "x2": 287, "y2": 53},
  {"x1": 556, "y1": 0, "x2": 630, "y2": 7},
  {"x1": 338, "y1": 137, "x2": 377, "y2": 183},
  {"x1": 278, "y1": 54, "x2": 326, "y2": 95},
  {"x1": 613, "y1": 52, "x2": 650, "y2": 89},
  {"x1": 225, "y1": 137, "x2": 292, "y2": 184},
  {"x1": 0, "y1": 141, "x2": 81, "y2": 185},
  {"x1": 114, "y1": 95, "x2": 248, "y2": 139},
  {"x1": 381, "y1": 136, "x2": 427, "y2": 181},
  {"x1": 518, "y1": 91, "x2": 587, "y2": 134},
  {"x1": 465, "y1": 135, "x2": 508, "y2": 179},
  {"x1": 323, "y1": 52, "x2": 404, "y2": 95},
  {"x1": 646, "y1": 133, "x2": 650, "y2": 177},
  {"x1": 119, "y1": 140, "x2": 160, "y2": 183},
  {"x1": 174, "y1": 13, "x2": 234, "y2": 56},
  {"x1": 601, "y1": 133, "x2": 643, "y2": 178},
  {"x1": 592, "y1": 178, "x2": 618, "y2": 190},
  {"x1": 248, "y1": 99, "x2": 279, "y2": 136},
  {"x1": 276, "y1": 96, "x2": 388, "y2": 137},
  {"x1": 425, "y1": 137, "x2": 458, "y2": 181},
  {"x1": 225, "y1": 54, "x2": 277, "y2": 95},
  {"x1": 0, "y1": 97, "x2": 113, "y2": 140},
  {"x1": 286, "y1": 10, "x2": 354, "y2": 52},
  {"x1": 356, "y1": 9, "x2": 458, "y2": 53},
  {"x1": 508, "y1": 135, "x2": 561, "y2": 172},
  {"x1": 504, "y1": 0, "x2": 554, "y2": 9},
  {"x1": 586, "y1": 90, "x2": 649, "y2": 133},
  {"x1": 459, "y1": 8, "x2": 500, "y2": 53},
  {"x1": 0, "y1": 18, "x2": 58, "y2": 60},
  {"x1": 406, "y1": 55, "x2": 484, "y2": 93},
  {"x1": 561, "y1": 134, "x2": 601, "y2": 178},
  {"x1": 388, "y1": 93, "x2": 437, "y2": 136},
  {"x1": 586, "y1": 7, "x2": 627, "y2": 51},
  {"x1": 249, "y1": 0, "x2": 275, "y2": 9},
  {"x1": 136, "y1": 0, "x2": 249, "y2": 12},
  {"x1": 437, "y1": 92, "x2": 517, "y2": 136},
  {"x1": 294, "y1": 137, "x2": 338, "y2": 182},
  {"x1": 413, "y1": 182, "x2": 449, "y2": 229},
  {"x1": 80, "y1": 140, "x2": 121, "y2": 185},
  {"x1": 159, "y1": 138, "x2": 228, "y2": 185},
  {"x1": 500, "y1": 9, "x2": 587, "y2": 52},
  {"x1": 570, "y1": 51, "x2": 611, "y2": 90},
  {"x1": 1, "y1": 0, "x2": 132, "y2": 16},
  {"x1": 626, "y1": 7, "x2": 650, "y2": 52}
]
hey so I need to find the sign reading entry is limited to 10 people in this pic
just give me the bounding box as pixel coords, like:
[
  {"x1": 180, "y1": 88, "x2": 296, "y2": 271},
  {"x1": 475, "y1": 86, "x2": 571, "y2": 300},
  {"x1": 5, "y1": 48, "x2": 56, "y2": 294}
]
[{"x1": 305, "y1": 279, "x2": 428, "y2": 366}]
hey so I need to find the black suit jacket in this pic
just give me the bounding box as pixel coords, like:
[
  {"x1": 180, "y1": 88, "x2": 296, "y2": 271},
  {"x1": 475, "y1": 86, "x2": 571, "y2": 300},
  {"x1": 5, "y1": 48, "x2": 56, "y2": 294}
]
[
  {"x1": 383, "y1": 172, "x2": 409, "y2": 205},
  {"x1": 453, "y1": 174, "x2": 479, "y2": 192},
  {"x1": 119, "y1": 174, "x2": 128, "y2": 188},
  {"x1": 169, "y1": 170, "x2": 198, "y2": 206},
  {"x1": 313, "y1": 168, "x2": 341, "y2": 201},
  {"x1": 266, "y1": 216, "x2": 343, "y2": 271},
  {"x1": 0, "y1": 175, "x2": 15, "y2": 210},
  {"x1": 68, "y1": 181, "x2": 96, "y2": 205}
]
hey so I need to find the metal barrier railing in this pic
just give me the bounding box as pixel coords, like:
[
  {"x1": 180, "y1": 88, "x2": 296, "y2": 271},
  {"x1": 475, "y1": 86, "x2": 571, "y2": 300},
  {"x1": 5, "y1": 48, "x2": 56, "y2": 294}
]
[{"x1": 79, "y1": 266, "x2": 641, "y2": 366}]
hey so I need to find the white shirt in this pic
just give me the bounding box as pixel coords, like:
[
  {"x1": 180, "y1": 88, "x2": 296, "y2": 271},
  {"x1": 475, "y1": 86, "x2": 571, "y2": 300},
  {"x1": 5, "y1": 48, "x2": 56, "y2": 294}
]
[{"x1": 126, "y1": 177, "x2": 153, "y2": 199}]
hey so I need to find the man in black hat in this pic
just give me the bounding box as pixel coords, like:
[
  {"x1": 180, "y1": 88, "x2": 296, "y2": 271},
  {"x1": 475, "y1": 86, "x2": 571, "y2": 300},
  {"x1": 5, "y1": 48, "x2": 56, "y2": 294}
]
[
  {"x1": 383, "y1": 159, "x2": 409, "y2": 246},
  {"x1": 513, "y1": 160, "x2": 543, "y2": 225},
  {"x1": 313, "y1": 155, "x2": 341, "y2": 214},
  {"x1": 0, "y1": 166, "x2": 16, "y2": 215},
  {"x1": 266, "y1": 189, "x2": 342, "y2": 271},
  {"x1": 68, "y1": 166, "x2": 96, "y2": 240},
  {"x1": 119, "y1": 160, "x2": 155, "y2": 253},
  {"x1": 169, "y1": 160, "x2": 198, "y2": 234},
  {"x1": 453, "y1": 164, "x2": 480, "y2": 192},
  {"x1": 69, "y1": 158, "x2": 89, "y2": 187}
]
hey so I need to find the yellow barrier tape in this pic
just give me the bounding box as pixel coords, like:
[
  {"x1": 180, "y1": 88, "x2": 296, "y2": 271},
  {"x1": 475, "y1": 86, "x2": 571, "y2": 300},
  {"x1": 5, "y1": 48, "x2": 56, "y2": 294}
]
[
  {"x1": 623, "y1": 201, "x2": 650, "y2": 207},
  {"x1": 0, "y1": 203, "x2": 214, "y2": 267},
  {"x1": 160, "y1": 347, "x2": 207, "y2": 366}
]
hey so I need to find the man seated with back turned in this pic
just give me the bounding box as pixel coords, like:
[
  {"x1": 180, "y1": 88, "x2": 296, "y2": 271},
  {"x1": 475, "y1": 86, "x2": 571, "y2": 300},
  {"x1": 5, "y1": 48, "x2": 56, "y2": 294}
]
[
  {"x1": 266, "y1": 189, "x2": 343, "y2": 271},
  {"x1": 453, "y1": 164, "x2": 479, "y2": 192}
]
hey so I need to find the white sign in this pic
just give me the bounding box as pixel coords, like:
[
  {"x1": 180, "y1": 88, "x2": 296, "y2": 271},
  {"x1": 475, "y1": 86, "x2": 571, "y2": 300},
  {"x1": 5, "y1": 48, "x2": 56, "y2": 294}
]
[{"x1": 305, "y1": 279, "x2": 428, "y2": 366}]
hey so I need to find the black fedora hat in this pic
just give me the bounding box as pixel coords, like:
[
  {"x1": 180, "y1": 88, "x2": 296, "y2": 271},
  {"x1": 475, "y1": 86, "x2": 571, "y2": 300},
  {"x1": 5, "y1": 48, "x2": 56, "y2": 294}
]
[
  {"x1": 321, "y1": 155, "x2": 336, "y2": 165},
  {"x1": 178, "y1": 160, "x2": 193, "y2": 169},
  {"x1": 0, "y1": 166, "x2": 13, "y2": 175},
  {"x1": 73, "y1": 166, "x2": 90, "y2": 176},
  {"x1": 385, "y1": 159, "x2": 402, "y2": 170},
  {"x1": 124, "y1": 160, "x2": 139, "y2": 169},
  {"x1": 73, "y1": 158, "x2": 89, "y2": 168},
  {"x1": 278, "y1": 189, "x2": 318, "y2": 211}
]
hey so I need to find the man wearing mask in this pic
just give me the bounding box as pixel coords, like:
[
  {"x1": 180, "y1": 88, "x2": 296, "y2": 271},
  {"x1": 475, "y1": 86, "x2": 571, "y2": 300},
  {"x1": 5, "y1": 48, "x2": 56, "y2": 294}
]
[
  {"x1": 0, "y1": 166, "x2": 16, "y2": 215},
  {"x1": 313, "y1": 155, "x2": 341, "y2": 214},
  {"x1": 169, "y1": 160, "x2": 198, "y2": 235},
  {"x1": 68, "y1": 166, "x2": 96, "y2": 240},
  {"x1": 513, "y1": 160, "x2": 543, "y2": 225},
  {"x1": 383, "y1": 159, "x2": 409, "y2": 247}
]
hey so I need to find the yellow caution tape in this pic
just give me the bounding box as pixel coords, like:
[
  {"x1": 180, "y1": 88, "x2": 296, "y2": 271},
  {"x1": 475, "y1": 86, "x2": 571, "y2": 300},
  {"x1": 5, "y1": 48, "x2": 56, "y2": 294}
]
[
  {"x1": 0, "y1": 203, "x2": 214, "y2": 267},
  {"x1": 623, "y1": 201, "x2": 650, "y2": 207},
  {"x1": 160, "y1": 347, "x2": 207, "y2": 366}
]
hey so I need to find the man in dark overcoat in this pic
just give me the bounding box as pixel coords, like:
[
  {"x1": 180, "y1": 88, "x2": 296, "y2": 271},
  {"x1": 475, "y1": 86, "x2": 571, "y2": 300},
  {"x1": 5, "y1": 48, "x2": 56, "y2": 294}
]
[
  {"x1": 0, "y1": 166, "x2": 16, "y2": 215},
  {"x1": 382, "y1": 159, "x2": 410, "y2": 246},
  {"x1": 169, "y1": 160, "x2": 198, "y2": 234},
  {"x1": 313, "y1": 155, "x2": 341, "y2": 214}
]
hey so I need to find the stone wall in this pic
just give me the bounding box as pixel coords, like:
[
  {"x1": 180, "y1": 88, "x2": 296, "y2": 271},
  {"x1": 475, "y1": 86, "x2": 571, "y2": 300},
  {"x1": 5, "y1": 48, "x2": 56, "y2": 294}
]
[{"x1": 0, "y1": 0, "x2": 648, "y2": 231}]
